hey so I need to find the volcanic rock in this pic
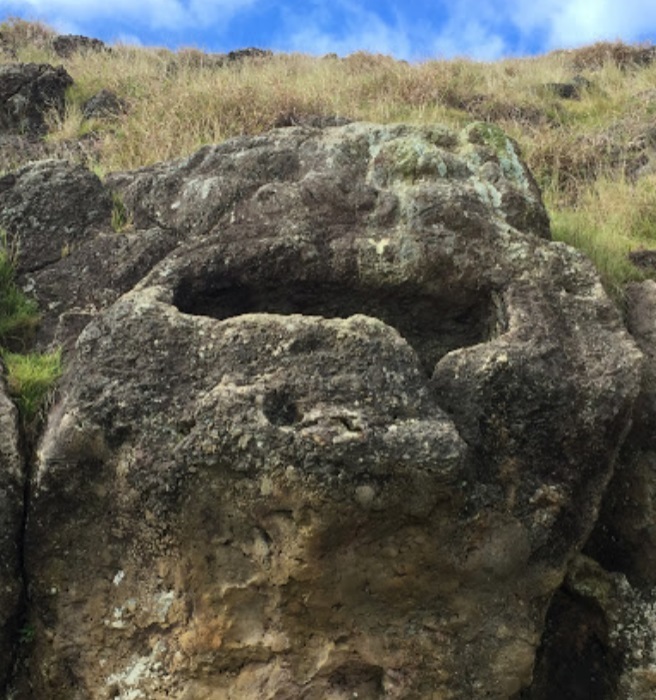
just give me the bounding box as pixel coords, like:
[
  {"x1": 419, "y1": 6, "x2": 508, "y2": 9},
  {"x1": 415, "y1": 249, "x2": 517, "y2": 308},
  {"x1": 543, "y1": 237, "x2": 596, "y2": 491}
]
[{"x1": 6, "y1": 122, "x2": 642, "y2": 698}]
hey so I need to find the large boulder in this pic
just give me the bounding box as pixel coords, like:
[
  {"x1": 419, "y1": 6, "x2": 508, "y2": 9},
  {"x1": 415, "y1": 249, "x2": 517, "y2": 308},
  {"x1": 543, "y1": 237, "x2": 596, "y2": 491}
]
[
  {"x1": 0, "y1": 63, "x2": 72, "y2": 134},
  {"x1": 11, "y1": 122, "x2": 643, "y2": 698}
]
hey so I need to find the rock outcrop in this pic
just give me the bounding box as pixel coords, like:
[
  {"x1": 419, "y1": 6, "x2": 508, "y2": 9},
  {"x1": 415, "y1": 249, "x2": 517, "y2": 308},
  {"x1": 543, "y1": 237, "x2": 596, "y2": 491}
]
[
  {"x1": 0, "y1": 63, "x2": 72, "y2": 134},
  {"x1": 587, "y1": 280, "x2": 656, "y2": 591},
  {"x1": 52, "y1": 34, "x2": 107, "y2": 58},
  {"x1": 1, "y1": 122, "x2": 643, "y2": 698}
]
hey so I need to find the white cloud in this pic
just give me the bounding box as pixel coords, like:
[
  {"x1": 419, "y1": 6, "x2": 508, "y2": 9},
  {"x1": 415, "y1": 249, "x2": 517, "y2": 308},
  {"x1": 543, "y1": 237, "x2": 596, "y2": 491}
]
[
  {"x1": 421, "y1": 0, "x2": 656, "y2": 60},
  {"x1": 115, "y1": 33, "x2": 144, "y2": 47},
  {"x1": 419, "y1": 2, "x2": 510, "y2": 60},
  {"x1": 509, "y1": 0, "x2": 656, "y2": 48},
  {"x1": 3, "y1": 0, "x2": 257, "y2": 32}
]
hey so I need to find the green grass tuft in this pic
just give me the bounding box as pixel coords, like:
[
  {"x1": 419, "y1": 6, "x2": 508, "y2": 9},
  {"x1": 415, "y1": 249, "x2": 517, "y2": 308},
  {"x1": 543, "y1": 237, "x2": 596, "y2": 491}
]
[
  {"x1": 110, "y1": 193, "x2": 132, "y2": 232},
  {"x1": 2, "y1": 348, "x2": 62, "y2": 424}
]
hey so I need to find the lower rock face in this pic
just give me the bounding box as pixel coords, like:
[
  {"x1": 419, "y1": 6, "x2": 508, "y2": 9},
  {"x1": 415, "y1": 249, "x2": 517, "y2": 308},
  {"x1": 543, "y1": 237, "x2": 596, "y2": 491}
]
[
  {"x1": 525, "y1": 556, "x2": 656, "y2": 700},
  {"x1": 0, "y1": 370, "x2": 24, "y2": 691},
  {"x1": 23, "y1": 288, "x2": 638, "y2": 699},
  {"x1": 2, "y1": 122, "x2": 645, "y2": 698},
  {"x1": 545, "y1": 279, "x2": 656, "y2": 699}
]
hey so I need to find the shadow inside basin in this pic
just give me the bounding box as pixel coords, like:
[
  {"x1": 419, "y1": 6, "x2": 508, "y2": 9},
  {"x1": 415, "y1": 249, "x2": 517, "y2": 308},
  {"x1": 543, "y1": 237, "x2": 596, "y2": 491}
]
[{"x1": 173, "y1": 278, "x2": 497, "y2": 375}]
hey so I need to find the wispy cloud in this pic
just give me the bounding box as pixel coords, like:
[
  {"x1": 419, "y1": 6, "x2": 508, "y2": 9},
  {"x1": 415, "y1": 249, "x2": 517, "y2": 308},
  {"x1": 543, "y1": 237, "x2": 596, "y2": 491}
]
[
  {"x1": 424, "y1": 0, "x2": 656, "y2": 60},
  {"x1": 510, "y1": 0, "x2": 656, "y2": 49},
  {"x1": 277, "y1": 0, "x2": 414, "y2": 59}
]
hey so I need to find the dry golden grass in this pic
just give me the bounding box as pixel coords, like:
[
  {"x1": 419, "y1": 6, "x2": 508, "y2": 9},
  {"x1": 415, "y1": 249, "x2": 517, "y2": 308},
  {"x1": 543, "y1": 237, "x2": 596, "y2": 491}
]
[{"x1": 3, "y1": 17, "x2": 656, "y2": 294}]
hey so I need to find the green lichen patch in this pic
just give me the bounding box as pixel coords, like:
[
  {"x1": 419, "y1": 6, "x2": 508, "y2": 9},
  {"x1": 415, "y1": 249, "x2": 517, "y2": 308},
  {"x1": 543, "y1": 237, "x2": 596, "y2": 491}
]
[
  {"x1": 462, "y1": 122, "x2": 532, "y2": 192},
  {"x1": 370, "y1": 136, "x2": 451, "y2": 185}
]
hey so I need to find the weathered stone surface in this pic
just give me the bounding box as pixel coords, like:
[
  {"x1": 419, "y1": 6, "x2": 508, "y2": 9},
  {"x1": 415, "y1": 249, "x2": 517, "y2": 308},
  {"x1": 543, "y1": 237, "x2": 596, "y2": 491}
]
[
  {"x1": 0, "y1": 132, "x2": 97, "y2": 173},
  {"x1": 26, "y1": 226, "x2": 179, "y2": 349},
  {"x1": 106, "y1": 121, "x2": 549, "y2": 240},
  {"x1": 0, "y1": 63, "x2": 72, "y2": 134},
  {"x1": 524, "y1": 282, "x2": 656, "y2": 700},
  {"x1": 273, "y1": 112, "x2": 353, "y2": 128},
  {"x1": 226, "y1": 47, "x2": 273, "y2": 62},
  {"x1": 0, "y1": 366, "x2": 24, "y2": 690},
  {"x1": 13, "y1": 122, "x2": 642, "y2": 698},
  {"x1": 0, "y1": 160, "x2": 112, "y2": 273}
]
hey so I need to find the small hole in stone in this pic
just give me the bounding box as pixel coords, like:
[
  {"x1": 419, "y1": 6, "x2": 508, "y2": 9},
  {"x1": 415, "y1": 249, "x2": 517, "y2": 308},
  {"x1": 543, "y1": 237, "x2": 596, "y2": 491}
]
[
  {"x1": 262, "y1": 389, "x2": 300, "y2": 426},
  {"x1": 328, "y1": 661, "x2": 384, "y2": 696}
]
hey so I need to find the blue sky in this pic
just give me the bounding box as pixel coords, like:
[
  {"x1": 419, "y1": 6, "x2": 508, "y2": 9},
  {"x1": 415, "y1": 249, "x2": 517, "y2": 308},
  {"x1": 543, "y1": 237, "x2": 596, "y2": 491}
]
[{"x1": 3, "y1": 0, "x2": 656, "y2": 61}]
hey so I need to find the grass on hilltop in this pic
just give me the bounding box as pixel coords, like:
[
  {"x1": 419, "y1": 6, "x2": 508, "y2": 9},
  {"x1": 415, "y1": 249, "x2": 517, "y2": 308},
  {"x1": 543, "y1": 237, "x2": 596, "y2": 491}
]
[{"x1": 3, "y1": 16, "x2": 656, "y2": 296}]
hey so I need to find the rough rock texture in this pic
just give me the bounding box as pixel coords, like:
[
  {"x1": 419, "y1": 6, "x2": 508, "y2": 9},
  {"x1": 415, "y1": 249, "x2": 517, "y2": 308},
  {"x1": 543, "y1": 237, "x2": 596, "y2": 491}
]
[
  {"x1": 518, "y1": 286, "x2": 656, "y2": 698},
  {"x1": 586, "y1": 280, "x2": 656, "y2": 590},
  {"x1": 226, "y1": 47, "x2": 273, "y2": 62},
  {"x1": 0, "y1": 367, "x2": 24, "y2": 691},
  {"x1": 273, "y1": 112, "x2": 353, "y2": 129},
  {"x1": 6, "y1": 122, "x2": 642, "y2": 699},
  {"x1": 527, "y1": 555, "x2": 656, "y2": 700},
  {"x1": 0, "y1": 63, "x2": 73, "y2": 134},
  {"x1": 0, "y1": 132, "x2": 98, "y2": 173},
  {"x1": 0, "y1": 160, "x2": 178, "y2": 349},
  {"x1": 0, "y1": 160, "x2": 112, "y2": 273}
]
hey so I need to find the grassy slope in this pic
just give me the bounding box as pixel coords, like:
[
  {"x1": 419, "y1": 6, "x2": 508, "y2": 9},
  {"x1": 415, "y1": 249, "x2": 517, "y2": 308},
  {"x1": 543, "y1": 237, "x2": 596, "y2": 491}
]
[{"x1": 3, "y1": 18, "x2": 656, "y2": 297}]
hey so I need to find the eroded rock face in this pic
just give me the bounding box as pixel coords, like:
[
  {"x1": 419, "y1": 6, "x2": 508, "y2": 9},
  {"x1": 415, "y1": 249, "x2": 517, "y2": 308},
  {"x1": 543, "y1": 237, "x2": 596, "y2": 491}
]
[
  {"x1": 0, "y1": 63, "x2": 72, "y2": 134},
  {"x1": 586, "y1": 280, "x2": 656, "y2": 590},
  {"x1": 548, "y1": 280, "x2": 656, "y2": 698},
  {"x1": 8, "y1": 123, "x2": 643, "y2": 698},
  {"x1": 0, "y1": 367, "x2": 24, "y2": 690}
]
